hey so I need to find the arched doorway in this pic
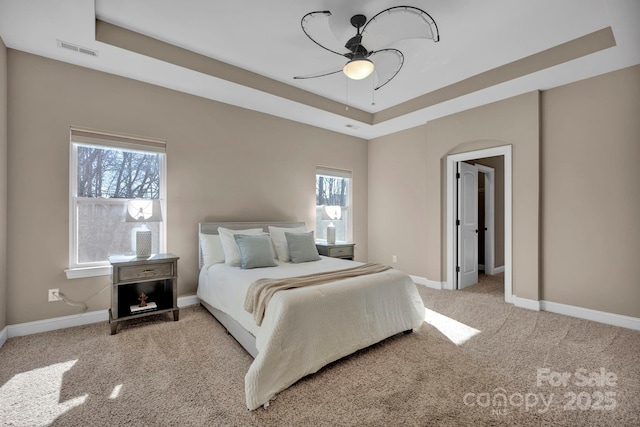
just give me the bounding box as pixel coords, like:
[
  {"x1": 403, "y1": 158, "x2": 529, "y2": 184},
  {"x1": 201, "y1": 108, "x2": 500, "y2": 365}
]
[{"x1": 445, "y1": 145, "x2": 513, "y2": 303}]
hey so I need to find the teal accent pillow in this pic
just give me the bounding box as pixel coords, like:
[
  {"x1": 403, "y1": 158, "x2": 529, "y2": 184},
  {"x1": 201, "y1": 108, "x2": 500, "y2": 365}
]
[
  {"x1": 285, "y1": 231, "x2": 321, "y2": 263},
  {"x1": 233, "y1": 234, "x2": 278, "y2": 269}
]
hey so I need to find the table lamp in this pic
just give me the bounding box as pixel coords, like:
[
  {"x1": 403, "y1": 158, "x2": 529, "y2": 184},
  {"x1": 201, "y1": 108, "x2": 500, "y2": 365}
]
[
  {"x1": 322, "y1": 205, "x2": 342, "y2": 244},
  {"x1": 125, "y1": 200, "x2": 162, "y2": 258}
]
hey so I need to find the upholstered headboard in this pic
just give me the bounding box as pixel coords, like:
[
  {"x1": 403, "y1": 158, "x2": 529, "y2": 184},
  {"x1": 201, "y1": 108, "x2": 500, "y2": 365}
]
[{"x1": 198, "y1": 221, "x2": 306, "y2": 269}]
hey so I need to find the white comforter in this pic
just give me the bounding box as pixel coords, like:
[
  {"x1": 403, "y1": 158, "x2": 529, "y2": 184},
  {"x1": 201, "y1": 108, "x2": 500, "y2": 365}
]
[{"x1": 197, "y1": 256, "x2": 425, "y2": 410}]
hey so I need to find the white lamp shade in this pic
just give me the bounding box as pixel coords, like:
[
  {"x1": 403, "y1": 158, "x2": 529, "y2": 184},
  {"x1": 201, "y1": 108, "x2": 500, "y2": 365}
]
[
  {"x1": 322, "y1": 205, "x2": 342, "y2": 221},
  {"x1": 343, "y1": 58, "x2": 374, "y2": 80},
  {"x1": 126, "y1": 200, "x2": 163, "y2": 222}
]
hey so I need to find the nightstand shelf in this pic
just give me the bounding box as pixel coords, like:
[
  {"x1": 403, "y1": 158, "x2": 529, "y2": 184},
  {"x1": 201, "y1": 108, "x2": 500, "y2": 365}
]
[
  {"x1": 109, "y1": 253, "x2": 179, "y2": 335},
  {"x1": 315, "y1": 242, "x2": 355, "y2": 260}
]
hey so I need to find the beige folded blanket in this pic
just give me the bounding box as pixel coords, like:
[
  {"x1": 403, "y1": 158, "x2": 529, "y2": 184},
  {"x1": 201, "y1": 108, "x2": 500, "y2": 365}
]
[{"x1": 244, "y1": 263, "x2": 392, "y2": 326}]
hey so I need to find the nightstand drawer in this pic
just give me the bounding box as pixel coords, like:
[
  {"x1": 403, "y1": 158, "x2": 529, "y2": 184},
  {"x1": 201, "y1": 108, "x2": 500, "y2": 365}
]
[
  {"x1": 117, "y1": 262, "x2": 174, "y2": 282},
  {"x1": 316, "y1": 242, "x2": 355, "y2": 259},
  {"x1": 327, "y1": 246, "x2": 354, "y2": 258}
]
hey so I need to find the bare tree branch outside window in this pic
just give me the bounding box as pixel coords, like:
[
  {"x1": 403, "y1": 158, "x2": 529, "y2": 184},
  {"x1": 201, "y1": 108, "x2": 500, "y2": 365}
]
[
  {"x1": 77, "y1": 146, "x2": 160, "y2": 199},
  {"x1": 316, "y1": 175, "x2": 348, "y2": 206}
]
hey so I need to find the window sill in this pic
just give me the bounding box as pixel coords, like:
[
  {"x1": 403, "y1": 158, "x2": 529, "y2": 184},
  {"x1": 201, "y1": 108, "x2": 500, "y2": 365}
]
[{"x1": 65, "y1": 265, "x2": 111, "y2": 279}]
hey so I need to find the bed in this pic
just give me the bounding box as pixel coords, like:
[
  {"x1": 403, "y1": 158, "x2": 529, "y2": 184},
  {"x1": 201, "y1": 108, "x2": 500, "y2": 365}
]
[{"x1": 197, "y1": 221, "x2": 425, "y2": 410}]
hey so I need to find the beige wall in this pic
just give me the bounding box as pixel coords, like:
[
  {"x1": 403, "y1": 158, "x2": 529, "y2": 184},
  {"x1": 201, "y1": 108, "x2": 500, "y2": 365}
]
[
  {"x1": 541, "y1": 65, "x2": 640, "y2": 317},
  {"x1": 370, "y1": 66, "x2": 640, "y2": 317},
  {"x1": 6, "y1": 50, "x2": 367, "y2": 325},
  {"x1": 0, "y1": 37, "x2": 7, "y2": 330},
  {"x1": 369, "y1": 92, "x2": 540, "y2": 300},
  {"x1": 431, "y1": 92, "x2": 541, "y2": 300},
  {"x1": 368, "y1": 126, "x2": 428, "y2": 274}
]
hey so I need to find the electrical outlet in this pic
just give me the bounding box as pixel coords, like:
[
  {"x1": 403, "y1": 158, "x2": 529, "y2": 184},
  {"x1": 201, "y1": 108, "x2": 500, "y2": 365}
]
[
  {"x1": 392, "y1": 255, "x2": 397, "y2": 263},
  {"x1": 48, "y1": 288, "x2": 61, "y2": 302}
]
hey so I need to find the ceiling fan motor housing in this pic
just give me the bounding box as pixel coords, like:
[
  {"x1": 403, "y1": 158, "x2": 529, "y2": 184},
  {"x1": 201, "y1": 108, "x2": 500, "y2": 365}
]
[
  {"x1": 350, "y1": 14, "x2": 367, "y2": 28},
  {"x1": 345, "y1": 14, "x2": 368, "y2": 57}
]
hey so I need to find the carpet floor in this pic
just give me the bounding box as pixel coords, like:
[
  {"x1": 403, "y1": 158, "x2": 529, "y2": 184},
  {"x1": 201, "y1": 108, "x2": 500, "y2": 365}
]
[{"x1": 1, "y1": 274, "x2": 638, "y2": 426}]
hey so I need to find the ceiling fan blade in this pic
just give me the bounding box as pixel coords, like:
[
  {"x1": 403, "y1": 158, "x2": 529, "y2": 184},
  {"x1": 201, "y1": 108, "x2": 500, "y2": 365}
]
[
  {"x1": 301, "y1": 11, "x2": 349, "y2": 57},
  {"x1": 362, "y1": 6, "x2": 440, "y2": 51},
  {"x1": 369, "y1": 49, "x2": 404, "y2": 90},
  {"x1": 293, "y1": 65, "x2": 343, "y2": 80}
]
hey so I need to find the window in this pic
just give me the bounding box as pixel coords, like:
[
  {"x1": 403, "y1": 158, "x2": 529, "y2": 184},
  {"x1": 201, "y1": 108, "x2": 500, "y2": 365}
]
[
  {"x1": 67, "y1": 127, "x2": 166, "y2": 278},
  {"x1": 316, "y1": 167, "x2": 352, "y2": 242}
]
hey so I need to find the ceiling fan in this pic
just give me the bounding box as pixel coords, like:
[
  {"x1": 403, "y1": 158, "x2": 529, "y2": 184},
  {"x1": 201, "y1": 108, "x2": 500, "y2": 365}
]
[{"x1": 294, "y1": 6, "x2": 440, "y2": 90}]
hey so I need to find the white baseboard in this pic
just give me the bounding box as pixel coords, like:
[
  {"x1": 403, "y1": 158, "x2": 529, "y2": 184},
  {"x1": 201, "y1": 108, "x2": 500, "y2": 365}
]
[
  {"x1": 7, "y1": 309, "x2": 109, "y2": 338},
  {"x1": 3, "y1": 295, "x2": 201, "y2": 341},
  {"x1": 540, "y1": 300, "x2": 640, "y2": 331},
  {"x1": 410, "y1": 275, "x2": 443, "y2": 290},
  {"x1": 492, "y1": 266, "x2": 505, "y2": 274},
  {"x1": 178, "y1": 294, "x2": 200, "y2": 308},
  {"x1": 513, "y1": 296, "x2": 639, "y2": 331},
  {"x1": 512, "y1": 295, "x2": 541, "y2": 311},
  {"x1": 0, "y1": 326, "x2": 7, "y2": 348}
]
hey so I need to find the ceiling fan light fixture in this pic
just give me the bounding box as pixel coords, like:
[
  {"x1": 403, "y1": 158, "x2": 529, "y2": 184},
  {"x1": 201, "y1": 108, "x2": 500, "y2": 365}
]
[{"x1": 343, "y1": 58, "x2": 374, "y2": 80}]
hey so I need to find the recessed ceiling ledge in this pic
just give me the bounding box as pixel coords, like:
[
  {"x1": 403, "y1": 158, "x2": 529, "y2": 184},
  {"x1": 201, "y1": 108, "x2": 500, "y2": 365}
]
[
  {"x1": 95, "y1": 19, "x2": 374, "y2": 125},
  {"x1": 372, "y1": 26, "x2": 616, "y2": 125}
]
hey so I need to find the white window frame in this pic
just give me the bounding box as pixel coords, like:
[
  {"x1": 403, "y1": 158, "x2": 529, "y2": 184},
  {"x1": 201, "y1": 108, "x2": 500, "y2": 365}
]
[
  {"x1": 315, "y1": 166, "x2": 353, "y2": 243},
  {"x1": 66, "y1": 127, "x2": 167, "y2": 279}
]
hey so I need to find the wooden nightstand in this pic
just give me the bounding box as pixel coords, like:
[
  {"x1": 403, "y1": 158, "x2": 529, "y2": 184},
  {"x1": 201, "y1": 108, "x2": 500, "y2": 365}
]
[
  {"x1": 109, "y1": 253, "x2": 179, "y2": 335},
  {"x1": 315, "y1": 242, "x2": 355, "y2": 260}
]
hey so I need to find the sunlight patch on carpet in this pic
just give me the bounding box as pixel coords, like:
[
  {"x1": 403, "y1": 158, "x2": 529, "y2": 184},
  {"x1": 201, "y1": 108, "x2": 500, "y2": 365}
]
[
  {"x1": 109, "y1": 384, "x2": 123, "y2": 399},
  {"x1": 0, "y1": 360, "x2": 88, "y2": 426},
  {"x1": 424, "y1": 307, "x2": 481, "y2": 345}
]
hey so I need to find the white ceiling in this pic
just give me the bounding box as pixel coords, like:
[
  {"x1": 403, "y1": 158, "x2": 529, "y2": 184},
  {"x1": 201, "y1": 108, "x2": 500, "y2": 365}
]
[{"x1": 0, "y1": 0, "x2": 639, "y2": 139}]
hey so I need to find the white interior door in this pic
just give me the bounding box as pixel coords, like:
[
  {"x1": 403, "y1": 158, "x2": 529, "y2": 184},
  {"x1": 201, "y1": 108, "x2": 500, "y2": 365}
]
[{"x1": 457, "y1": 162, "x2": 479, "y2": 289}]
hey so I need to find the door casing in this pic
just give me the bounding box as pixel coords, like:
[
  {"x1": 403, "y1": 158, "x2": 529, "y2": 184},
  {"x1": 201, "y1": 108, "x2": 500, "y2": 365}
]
[{"x1": 446, "y1": 145, "x2": 512, "y2": 303}]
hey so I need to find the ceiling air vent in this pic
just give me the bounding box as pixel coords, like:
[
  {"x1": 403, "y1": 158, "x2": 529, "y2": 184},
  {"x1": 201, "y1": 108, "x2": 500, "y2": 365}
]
[{"x1": 57, "y1": 40, "x2": 98, "y2": 57}]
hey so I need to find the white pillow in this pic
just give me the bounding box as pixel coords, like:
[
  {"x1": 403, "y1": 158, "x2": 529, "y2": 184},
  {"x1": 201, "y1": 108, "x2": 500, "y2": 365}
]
[
  {"x1": 199, "y1": 233, "x2": 225, "y2": 266},
  {"x1": 268, "y1": 225, "x2": 307, "y2": 262},
  {"x1": 218, "y1": 227, "x2": 265, "y2": 266}
]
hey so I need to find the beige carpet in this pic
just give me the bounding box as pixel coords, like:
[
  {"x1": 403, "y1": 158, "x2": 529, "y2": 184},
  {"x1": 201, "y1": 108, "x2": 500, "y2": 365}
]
[{"x1": 1, "y1": 274, "x2": 639, "y2": 426}]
